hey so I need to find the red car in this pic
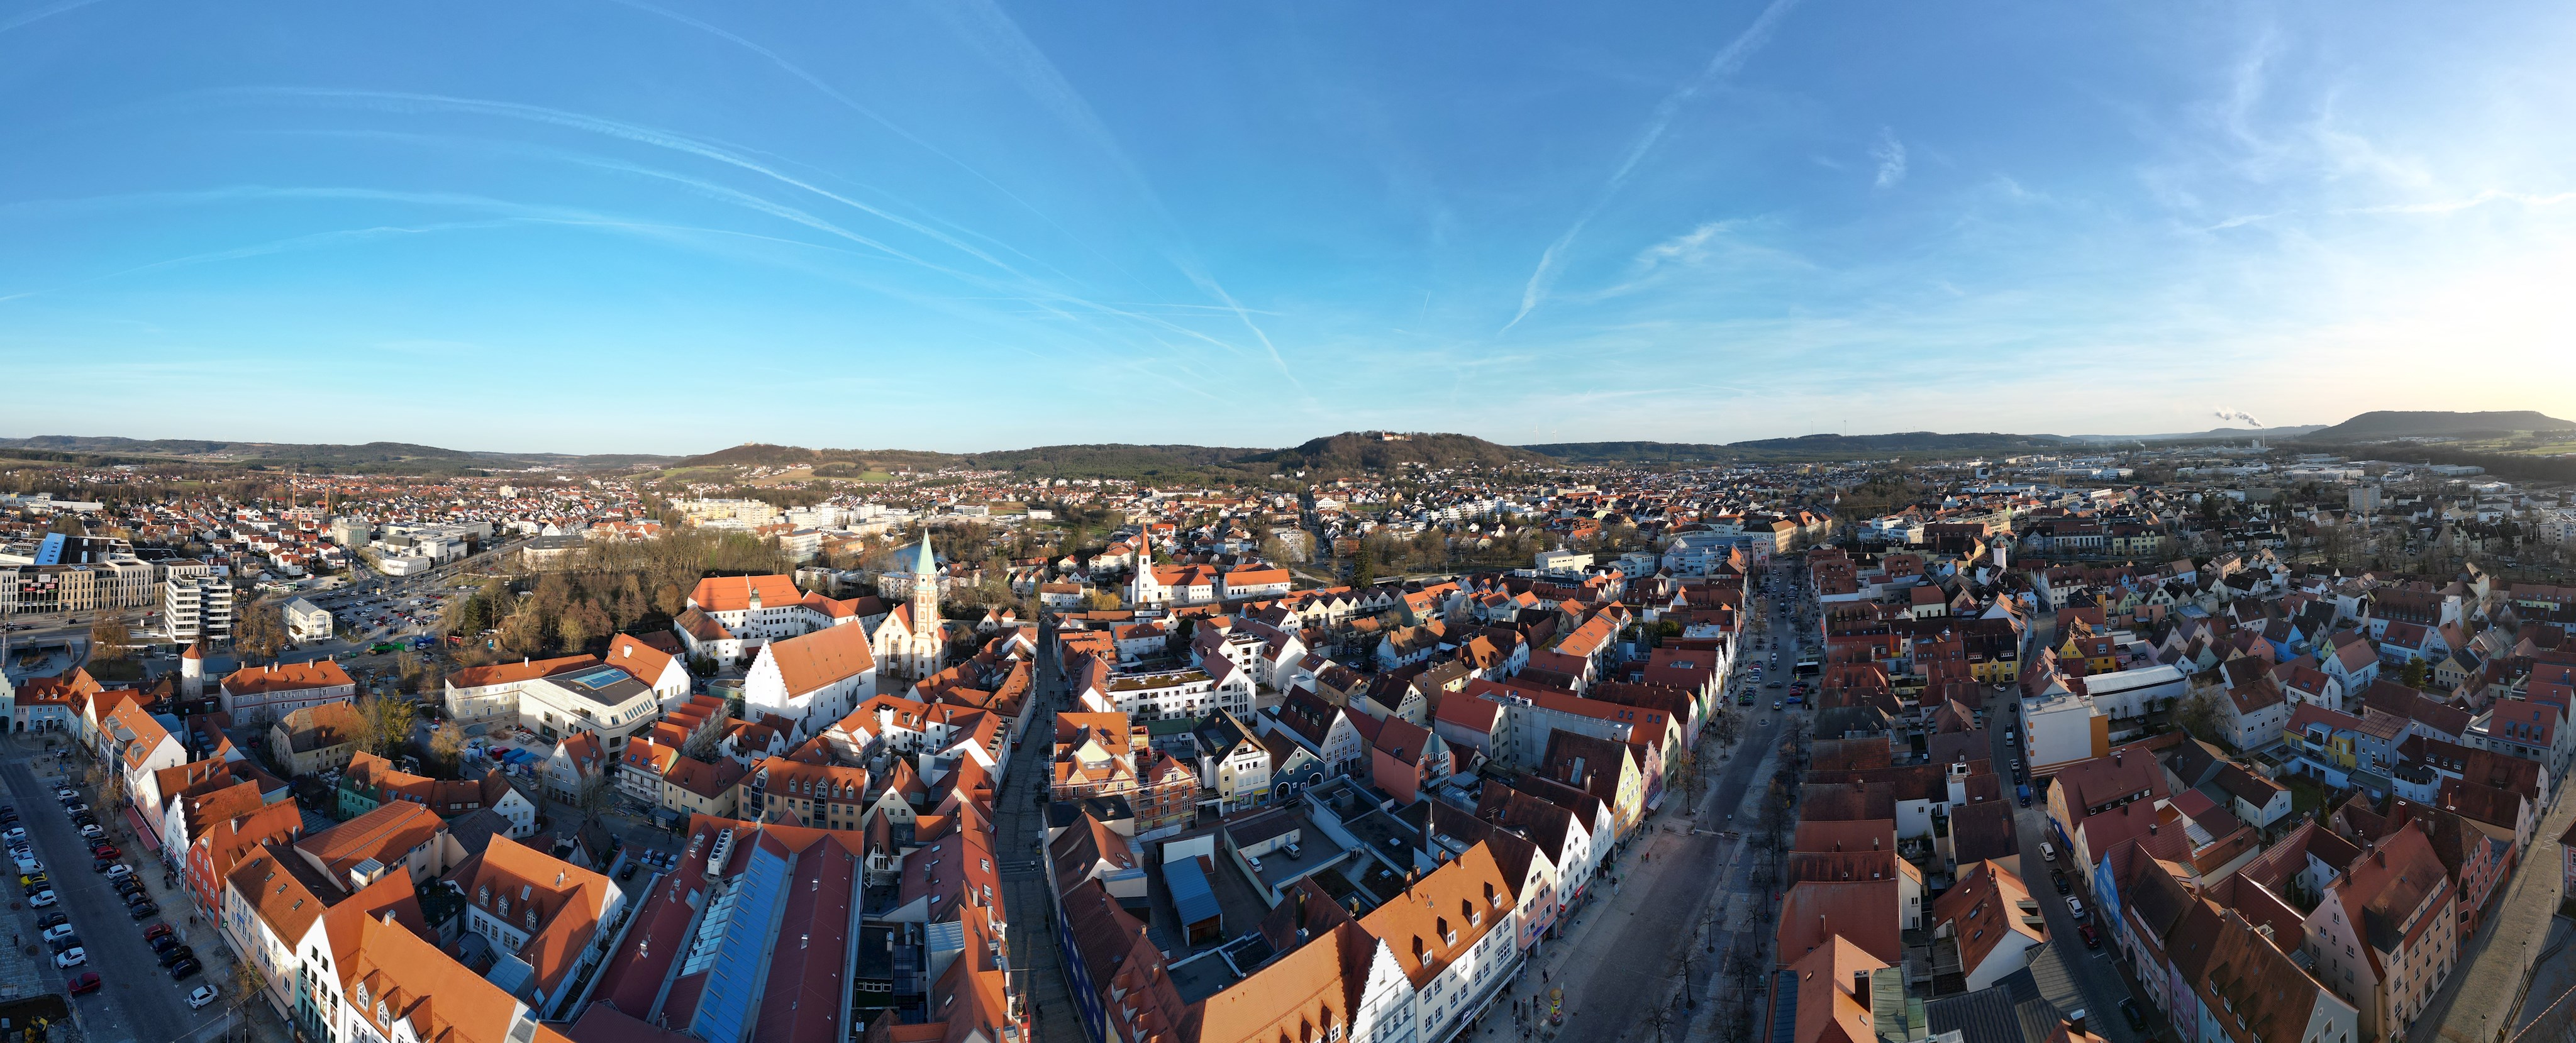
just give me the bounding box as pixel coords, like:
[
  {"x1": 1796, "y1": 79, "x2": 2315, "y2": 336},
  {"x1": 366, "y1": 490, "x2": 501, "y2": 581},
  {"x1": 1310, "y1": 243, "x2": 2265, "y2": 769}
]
[
  {"x1": 67, "y1": 971, "x2": 101, "y2": 995},
  {"x1": 91, "y1": 844, "x2": 119, "y2": 859},
  {"x1": 2078, "y1": 924, "x2": 2100, "y2": 949},
  {"x1": 142, "y1": 924, "x2": 175, "y2": 944}
]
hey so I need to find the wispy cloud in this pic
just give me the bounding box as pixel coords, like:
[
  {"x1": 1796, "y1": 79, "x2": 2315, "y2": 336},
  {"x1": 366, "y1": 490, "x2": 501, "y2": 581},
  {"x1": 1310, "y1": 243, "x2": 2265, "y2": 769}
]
[
  {"x1": 927, "y1": 0, "x2": 1309, "y2": 399},
  {"x1": 0, "y1": 0, "x2": 107, "y2": 35},
  {"x1": 233, "y1": 88, "x2": 1025, "y2": 277},
  {"x1": 2348, "y1": 189, "x2": 2576, "y2": 214},
  {"x1": 1502, "y1": 0, "x2": 1805, "y2": 332},
  {"x1": 1871, "y1": 127, "x2": 1907, "y2": 189}
]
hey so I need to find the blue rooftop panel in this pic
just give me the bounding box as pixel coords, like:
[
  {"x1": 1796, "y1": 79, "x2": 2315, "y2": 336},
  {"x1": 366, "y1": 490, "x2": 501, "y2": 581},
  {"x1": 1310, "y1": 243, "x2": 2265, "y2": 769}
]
[
  {"x1": 1165, "y1": 857, "x2": 1219, "y2": 927},
  {"x1": 689, "y1": 844, "x2": 790, "y2": 1043}
]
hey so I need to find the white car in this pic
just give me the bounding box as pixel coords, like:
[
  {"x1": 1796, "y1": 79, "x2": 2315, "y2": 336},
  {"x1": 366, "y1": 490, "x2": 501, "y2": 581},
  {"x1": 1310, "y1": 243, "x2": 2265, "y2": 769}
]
[
  {"x1": 52, "y1": 788, "x2": 75, "y2": 802},
  {"x1": 189, "y1": 985, "x2": 219, "y2": 1010},
  {"x1": 27, "y1": 890, "x2": 55, "y2": 907},
  {"x1": 79, "y1": 825, "x2": 104, "y2": 840},
  {"x1": 104, "y1": 863, "x2": 132, "y2": 880},
  {"x1": 1, "y1": 827, "x2": 23, "y2": 844},
  {"x1": 41, "y1": 923, "x2": 76, "y2": 942},
  {"x1": 52, "y1": 947, "x2": 84, "y2": 968},
  {"x1": 2066, "y1": 895, "x2": 2087, "y2": 920}
]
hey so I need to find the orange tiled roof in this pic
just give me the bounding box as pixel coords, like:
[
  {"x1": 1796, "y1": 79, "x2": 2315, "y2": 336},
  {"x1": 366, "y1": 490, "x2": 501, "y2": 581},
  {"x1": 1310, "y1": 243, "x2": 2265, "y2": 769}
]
[{"x1": 222, "y1": 658, "x2": 355, "y2": 695}]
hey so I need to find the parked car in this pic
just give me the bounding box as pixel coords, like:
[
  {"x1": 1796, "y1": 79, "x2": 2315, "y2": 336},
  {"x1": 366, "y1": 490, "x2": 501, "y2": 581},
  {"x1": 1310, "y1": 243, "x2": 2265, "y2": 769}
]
[
  {"x1": 151, "y1": 934, "x2": 180, "y2": 954},
  {"x1": 2051, "y1": 873, "x2": 2071, "y2": 894},
  {"x1": 42, "y1": 923, "x2": 75, "y2": 943},
  {"x1": 189, "y1": 984, "x2": 219, "y2": 1008},
  {"x1": 78, "y1": 824, "x2": 104, "y2": 840},
  {"x1": 129, "y1": 900, "x2": 160, "y2": 919},
  {"x1": 37, "y1": 912, "x2": 68, "y2": 930},
  {"x1": 53, "y1": 947, "x2": 86, "y2": 969},
  {"x1": 158, "y1": 945, "x2": 195, "y2": 968},
  {"x1": 91, "y1": 844, "x2": 118, "y2": 859},
  {"x1": 2040, "y1": 842, "x2": 2058, "y2": 863},
  {"x1": 48, "y1": 934, "x2": 80, "y2": 954},
  {"x1": 169, "y1": 957, "x2": 203, "y2": 980},
  {"x1": 143, "y1": 922, "x2": 175, "y2": 943},
  {"x1": 2066, "y1": 895, "x2": 2087, "y2": 920},
  {"x1": 103, "y1": 863, "x2": 131, "y2": 880},
  {"x1": 2119, "y1": 1000, "x2": 2146, "y2": 1030},
  {"x1": 2, "y1": 827, "x2": 24, "y2": 844},
  {"x1": 68, "y1": 971, "x2": 103, "y2": 996}
]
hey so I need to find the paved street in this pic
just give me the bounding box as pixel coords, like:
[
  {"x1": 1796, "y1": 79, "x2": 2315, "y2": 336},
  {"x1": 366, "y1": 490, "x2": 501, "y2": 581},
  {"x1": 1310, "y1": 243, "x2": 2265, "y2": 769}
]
[
  {"x1": 0, "y1": 743, "x2": 231, "y2": 1043},
  {"x1": 1528, "y1": 560, "x2": 1802, "y2": 1043},
  {"x1": 1003, "y1": 617, "x2": 1086, "y2": 1043},
  {"x1": 2408, "y1": 769, "x2": 2576, "y2": 1043},
  {"x1": 1995, "y1": 604, "x2": 2145, "y2": 1043}
]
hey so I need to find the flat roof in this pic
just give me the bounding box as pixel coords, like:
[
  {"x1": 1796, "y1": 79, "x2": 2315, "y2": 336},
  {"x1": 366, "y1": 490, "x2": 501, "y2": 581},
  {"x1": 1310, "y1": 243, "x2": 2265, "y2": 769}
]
[{"x1": 536, "y1": 667, "x2": 656, "y2": 706}]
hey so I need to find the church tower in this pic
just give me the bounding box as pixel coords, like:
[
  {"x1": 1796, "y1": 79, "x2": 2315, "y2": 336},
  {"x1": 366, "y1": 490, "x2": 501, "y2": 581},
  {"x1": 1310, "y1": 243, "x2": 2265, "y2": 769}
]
[
  {"x1": 909, "y1": 538, "x2": 939, "y2": 624},
  {"x1": 1128, "y1": 531, "x2": 1162, "y2": 606}
]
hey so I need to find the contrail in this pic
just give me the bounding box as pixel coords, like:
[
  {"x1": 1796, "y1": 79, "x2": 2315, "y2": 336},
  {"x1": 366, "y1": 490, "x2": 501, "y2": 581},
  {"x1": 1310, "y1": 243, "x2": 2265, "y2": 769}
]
[
  {"x1": 241, "y1": 87, "x2": 1024, "y2": 277},
  {"x1": 933, "y1": 0, "x2": 1310, "y2": 395},
  {"x1": 1503, "y1": 0, "x2": 1804, "y2": 332},
  {"x1": 0, "y1": 0, "x2": 106, "y2": 35}
]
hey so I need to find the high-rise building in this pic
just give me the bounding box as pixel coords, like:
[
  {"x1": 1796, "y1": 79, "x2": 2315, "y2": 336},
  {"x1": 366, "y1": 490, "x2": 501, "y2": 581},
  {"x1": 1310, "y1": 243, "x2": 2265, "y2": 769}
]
[{"x1": 165, "y1": 575, "x2": 236, "y2": 644}]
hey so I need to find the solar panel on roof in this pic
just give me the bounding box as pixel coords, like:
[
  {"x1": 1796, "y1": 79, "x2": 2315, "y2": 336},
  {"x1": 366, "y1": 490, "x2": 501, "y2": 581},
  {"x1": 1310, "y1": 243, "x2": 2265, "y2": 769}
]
[
  {"x1": 1768, "y1": 970, "x2": 1799, "y2": 1043},
  {"x1": 689, "y1": 845, "x2": 790, "y2": 1043}
]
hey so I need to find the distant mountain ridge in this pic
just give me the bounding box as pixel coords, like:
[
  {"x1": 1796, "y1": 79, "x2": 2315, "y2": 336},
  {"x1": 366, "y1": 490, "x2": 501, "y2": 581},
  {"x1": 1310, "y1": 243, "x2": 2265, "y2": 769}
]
[
  {"x1": 17, "y1": 411, "x2": 2564, "y2": 479},
  {"x1": 1248, "y1": 432, "x2": 1548, "y2": 473},
  {"x1": 2296, "y1": 411, "x2": 2574, "y2": 442},
  {"x1": 2062, "y1": 425, "x2": 2324, "y2": 443},
  {"x1": 0, "y1": 435, "x2": 673, "y2": 473}
]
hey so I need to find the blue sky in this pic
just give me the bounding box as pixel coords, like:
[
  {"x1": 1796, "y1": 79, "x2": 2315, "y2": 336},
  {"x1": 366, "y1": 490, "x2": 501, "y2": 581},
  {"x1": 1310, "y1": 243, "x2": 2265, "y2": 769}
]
[{"x1": 4, "y1": 1, "x2": 2572, "y2": 455}]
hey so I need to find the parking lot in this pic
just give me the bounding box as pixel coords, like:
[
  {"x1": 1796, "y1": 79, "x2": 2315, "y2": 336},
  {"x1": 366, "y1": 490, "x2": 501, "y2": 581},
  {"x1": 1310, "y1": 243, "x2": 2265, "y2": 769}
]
[{"x1": 1, "y1": 745, "x2": 230, "y2": 1043}]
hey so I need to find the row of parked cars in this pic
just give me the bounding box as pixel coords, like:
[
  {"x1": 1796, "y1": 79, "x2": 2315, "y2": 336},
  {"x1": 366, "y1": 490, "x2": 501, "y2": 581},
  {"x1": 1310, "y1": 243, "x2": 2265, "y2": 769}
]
[{"x1": 4, "y1": 790, "x2": 217, "y2": 1007}]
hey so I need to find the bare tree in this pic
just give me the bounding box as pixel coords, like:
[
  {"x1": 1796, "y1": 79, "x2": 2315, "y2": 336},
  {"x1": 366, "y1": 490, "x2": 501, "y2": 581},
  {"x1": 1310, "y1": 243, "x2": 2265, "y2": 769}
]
[
  {"x1": 351, "y1": 693, "x2": 418, "y2": 759},
  {"x1": 428, "y1": 721, "x2": 467, "y2": 774},
  {"x1": 1640, "y1": 1000, "x2": 1677, "y2": 1043},
  {"x1": 571, "y1": 769, "x2": 618, "y2": 826},
  {"x1": 234, "y1": 598, "x2": 289, "y2": 661},
  {"x1": 88, "y1": 617, "x2": 133, "y2": 661},
  {"x1": 231, "y1": 955, "x2": 270, "y2": 1041}
]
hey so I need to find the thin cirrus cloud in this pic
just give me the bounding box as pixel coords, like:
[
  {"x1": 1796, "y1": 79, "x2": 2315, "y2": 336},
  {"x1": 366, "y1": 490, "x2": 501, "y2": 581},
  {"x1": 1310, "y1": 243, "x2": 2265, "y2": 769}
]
[
  {"x1": 1870, "y1": 128, "x2": 1907, "y2": 189},
  {"x1": 1501, "y1": 0, "x2": 1806, "y2": 333},
  {"x1": 0, "y1": 0, "x2": 2571, "y2": 451}
]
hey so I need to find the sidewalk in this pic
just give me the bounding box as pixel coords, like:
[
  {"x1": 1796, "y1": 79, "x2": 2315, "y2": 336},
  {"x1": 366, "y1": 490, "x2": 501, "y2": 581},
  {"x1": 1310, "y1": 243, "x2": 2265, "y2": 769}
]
[
  {"x1": 1498, "y1": 727, "x2": 1782, "y2": 1043},
  {"x1": 2411, "y1": 778, "x2": 2576, "y2": 1043}
]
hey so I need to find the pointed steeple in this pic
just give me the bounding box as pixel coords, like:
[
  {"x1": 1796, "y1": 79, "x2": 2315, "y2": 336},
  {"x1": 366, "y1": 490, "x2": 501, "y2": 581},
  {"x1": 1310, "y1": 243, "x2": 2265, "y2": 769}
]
[{"x1": 913, "y1": 538, "x2": 936, "y2": 577}]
